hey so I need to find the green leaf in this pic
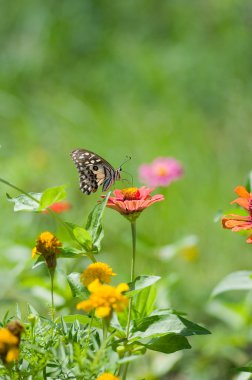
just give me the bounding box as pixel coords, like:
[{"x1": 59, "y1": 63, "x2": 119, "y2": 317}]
[
  {"x1": 211, "y1": 271, "x2": 252, "y2": 297},
  {"x1": 140, "y1": 333, "x2": 191, "y2": 354},
  {"x1": 62, "y1": 314, "x2": 102, "y2": 329},
  {"x1": 66, "y1": 272, "x2": 89, "y2": 298},
  {"x1": 118, "y1": 355, "x2": 144, "y2": 364},
  {"x1": 237, "y1": 361, "x2": 252, "y2": 373},
  {"x1": 127, "y1": 275, "x2": 161, "y2": 297},
  {"x1": 245, "y1": 171, "x2": 252, "y2": 193},
  {"x1": 32, "y1": 255, "x2": 45, "y2": 269},
  {"x1": 57, "y1": 246, "x2": 86, "y2": 258},
  {"x1": 7, "y1": 192, "x2": 41, "y2": 211},
  {"x1": 133, "y1": 284, "x2": 157, "y2": 319},
  {"x1": 86, "y1": 192, "x2": 110, "y2": 251},
  {"x1": 38, "y1": 185, "x2": 67, "y2": 211},
  {"x1": 72, "y1": 226, "x2": 92, "y2": 251},
  {"x1": 130, "y1": 313, "x2": 210, "y2": 341}
]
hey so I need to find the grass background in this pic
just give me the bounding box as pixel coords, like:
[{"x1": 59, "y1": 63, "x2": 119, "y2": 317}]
[{"x1": 1, "y1": 1, "x2": 252, "y2": 379}]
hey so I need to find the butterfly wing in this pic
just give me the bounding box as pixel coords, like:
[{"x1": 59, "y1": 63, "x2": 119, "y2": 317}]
[{"x1": 70, "y1": 149, "x2": 117, "y2": 195}]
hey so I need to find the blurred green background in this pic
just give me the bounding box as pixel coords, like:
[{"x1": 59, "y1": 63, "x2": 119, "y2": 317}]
[{"x1": 1, "y1": 1, "x2": 252, "y2": 379}]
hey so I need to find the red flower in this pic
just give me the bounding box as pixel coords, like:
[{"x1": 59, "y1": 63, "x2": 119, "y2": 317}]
[
  {"x1": 222, "y1": 186, "x2": 252, "y2": 243},
  {"x1": 43, "y1": 201, "x2": 71, "y2": 214},
  {"x1": 105, "y1": 187, "x2": 164, "y2": 221}
]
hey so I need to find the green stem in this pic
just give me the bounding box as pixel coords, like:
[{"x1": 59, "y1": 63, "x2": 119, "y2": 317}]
[
  {"x1": 49, "y1": 269, "x2": 55, "y2": 322},
  {"x1": 130, "y1": 221, "x2": 136, "y2": 282},
  {"x1": 86, "y1": 251, "x2": 97, "y2": 263},
  {"x1": 102, "y1": 319, "x2": 108, "y2": 342},
  {"x1": 122, "y1": 363, "x2": 129, "y2": 380},
  {"x1": 0, "y1": 178, "x2": 40, "y2": 203},
  {"x1": 86, "y1": 312, "x2": 94, "y2": 347},
  {"x1": 122, "y1": 221, "x2": 136, "y2": 380},
  {"x1": 126, "y1": 221, "x2": 136, "y2": 338}
]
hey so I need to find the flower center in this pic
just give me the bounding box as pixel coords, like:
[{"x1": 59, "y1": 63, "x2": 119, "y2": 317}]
[
  {"x1": 155, "y1": 166, "x2": 169, "y2": 177},
  {"x1": 121, "y1": 187, "x2": 140, "y2": 200}
]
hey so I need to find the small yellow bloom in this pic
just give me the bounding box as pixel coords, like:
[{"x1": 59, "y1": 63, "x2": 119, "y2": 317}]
[
  {"x1": 96, "y1": 373, "x2": 120, "y2": 380},
  {"x1": 32, "y1": 231, "x2": 62, "y2": 257},
  {"x1": 80, "y1": 262, "x2": 116, "y2": 286},
  {"x1": 77, "y1": 279, "x2": 129, "y2": 318},
  {"x1": 0, "y1": 328, "x2": 19, "y2": 363},
  {"x1": 180, "y1": 246, "x2": 198, "y2": 262},
  {"x1": 32, "y1": 231, "x2": 62, "y2": 268},
  {"x1": 5, "y1": 347, "x2": 19, "y2": 362}
]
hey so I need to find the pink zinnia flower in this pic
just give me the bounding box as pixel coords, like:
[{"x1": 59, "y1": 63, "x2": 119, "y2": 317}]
[
  {"x1": 139, "y1": 157, "x2": 183, "y2": 187},
  {"x1": 105, "y1": 187, "x2": 164, "y2": 221},
  {"x1": 222, "y1": 186, "x2": 252, "y2": 243}
]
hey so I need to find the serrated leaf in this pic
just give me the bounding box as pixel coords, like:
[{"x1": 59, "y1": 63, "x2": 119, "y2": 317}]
[
  {"x1": 140, "y1": 333, "x2": 191, "y2": 353},
  {"x1": 38, "y1": 185, "x2": 67, "y2": 211},
  {"x1": 66, "y1": 272, "x2": 89, "y2": 298},
  {"x1": 7, "y1": 192, "x2": 41, "y2": 212},
  {"x1": 211, "y1": 271, "x2": 252, "y2": 297},
  {"x1": 127, "y1": 275, "x2": 161, "y2": 297}
]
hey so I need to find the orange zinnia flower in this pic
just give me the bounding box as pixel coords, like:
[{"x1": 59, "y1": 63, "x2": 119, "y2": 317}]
[
  {"x1": 105, "y1": 187, "x2": 164, "y2": 221},
  {"x1": 43, "y1": 201, "x2": 71, "y2": 214},
  {"x1": 222, "y1": 186, "x2": 252, "y2": 243}
]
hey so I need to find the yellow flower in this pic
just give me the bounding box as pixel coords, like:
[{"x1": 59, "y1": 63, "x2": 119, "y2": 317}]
[
  {"x1": 32, "y1": 231, "x2": 62, "y2": 269},
  {"x1": 32, "y1": 231, "x2": 62, "y2": 258},
  {"x1": 80, "y1": 262, "x2": 116, "y2": 286},
  {"x1": 76, "y1": 279, "x2": 129, "y2": 318},
  {"x1": 180, "y1": 246, "x2": 198, "y2": 262},
  {"x1": 0, "y1": 328, "x2": 19, "y2": 363},
  {"x1": 96, "y1": 373, "x2": 120, "y2": 380}
]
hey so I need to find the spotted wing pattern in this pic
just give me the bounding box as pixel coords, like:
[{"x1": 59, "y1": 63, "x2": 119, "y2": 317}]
[{"x1": 70, "y1": 149, "x2": 120, "y2": 195}]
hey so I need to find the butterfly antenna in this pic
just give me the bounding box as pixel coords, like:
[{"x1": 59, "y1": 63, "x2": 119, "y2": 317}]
[
  {"x1": 121, "y1": 170, "x2": 134, "y2": 187},
  {"x1": 119, "y1": 155, "x2": 132, "y2": 169}
]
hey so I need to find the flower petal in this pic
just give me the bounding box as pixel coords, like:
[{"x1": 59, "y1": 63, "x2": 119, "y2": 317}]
[
  {"x1": 234, "y1": 186, "x2": 250, "y2": 199},
  {"x1": 231, "y1": 197, "x2": 249, "y2": 210}
]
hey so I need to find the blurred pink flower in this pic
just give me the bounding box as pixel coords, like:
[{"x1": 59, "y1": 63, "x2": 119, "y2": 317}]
[{"x1": 139, "y1": 157, "x2": 183, "y2": 187}]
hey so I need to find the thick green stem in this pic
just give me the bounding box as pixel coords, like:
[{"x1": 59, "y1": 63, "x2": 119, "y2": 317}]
[
  {"x1": 49, "y1": 269, "x2": 55, "y2": 322},
  {"x1": 123, "y1": 221, "x2": 137, "y2": 380},
  {"x1": 130, "y1": 221, "x2": 136, "y2": 282}
]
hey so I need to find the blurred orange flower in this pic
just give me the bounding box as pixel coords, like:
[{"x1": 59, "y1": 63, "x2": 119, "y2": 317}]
[
  {"x1": 43, "y1": 201, "x2": 71, "y2": 214},
  {"x1": 0, "y1": 322, "x2": 24, "y2": 363},
  {"x1": 222, "y1": 186, "x2": 252, "y2": 243}
]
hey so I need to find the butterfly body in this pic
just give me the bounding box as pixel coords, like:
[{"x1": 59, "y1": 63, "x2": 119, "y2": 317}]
[{"x1": 70, "y1": 149, "x2": 121, "y2": 195}]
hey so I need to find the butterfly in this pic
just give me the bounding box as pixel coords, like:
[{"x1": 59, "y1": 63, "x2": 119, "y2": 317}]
[{"x1": 70, "y1": 149, "x2": 124, "y2": 195}]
